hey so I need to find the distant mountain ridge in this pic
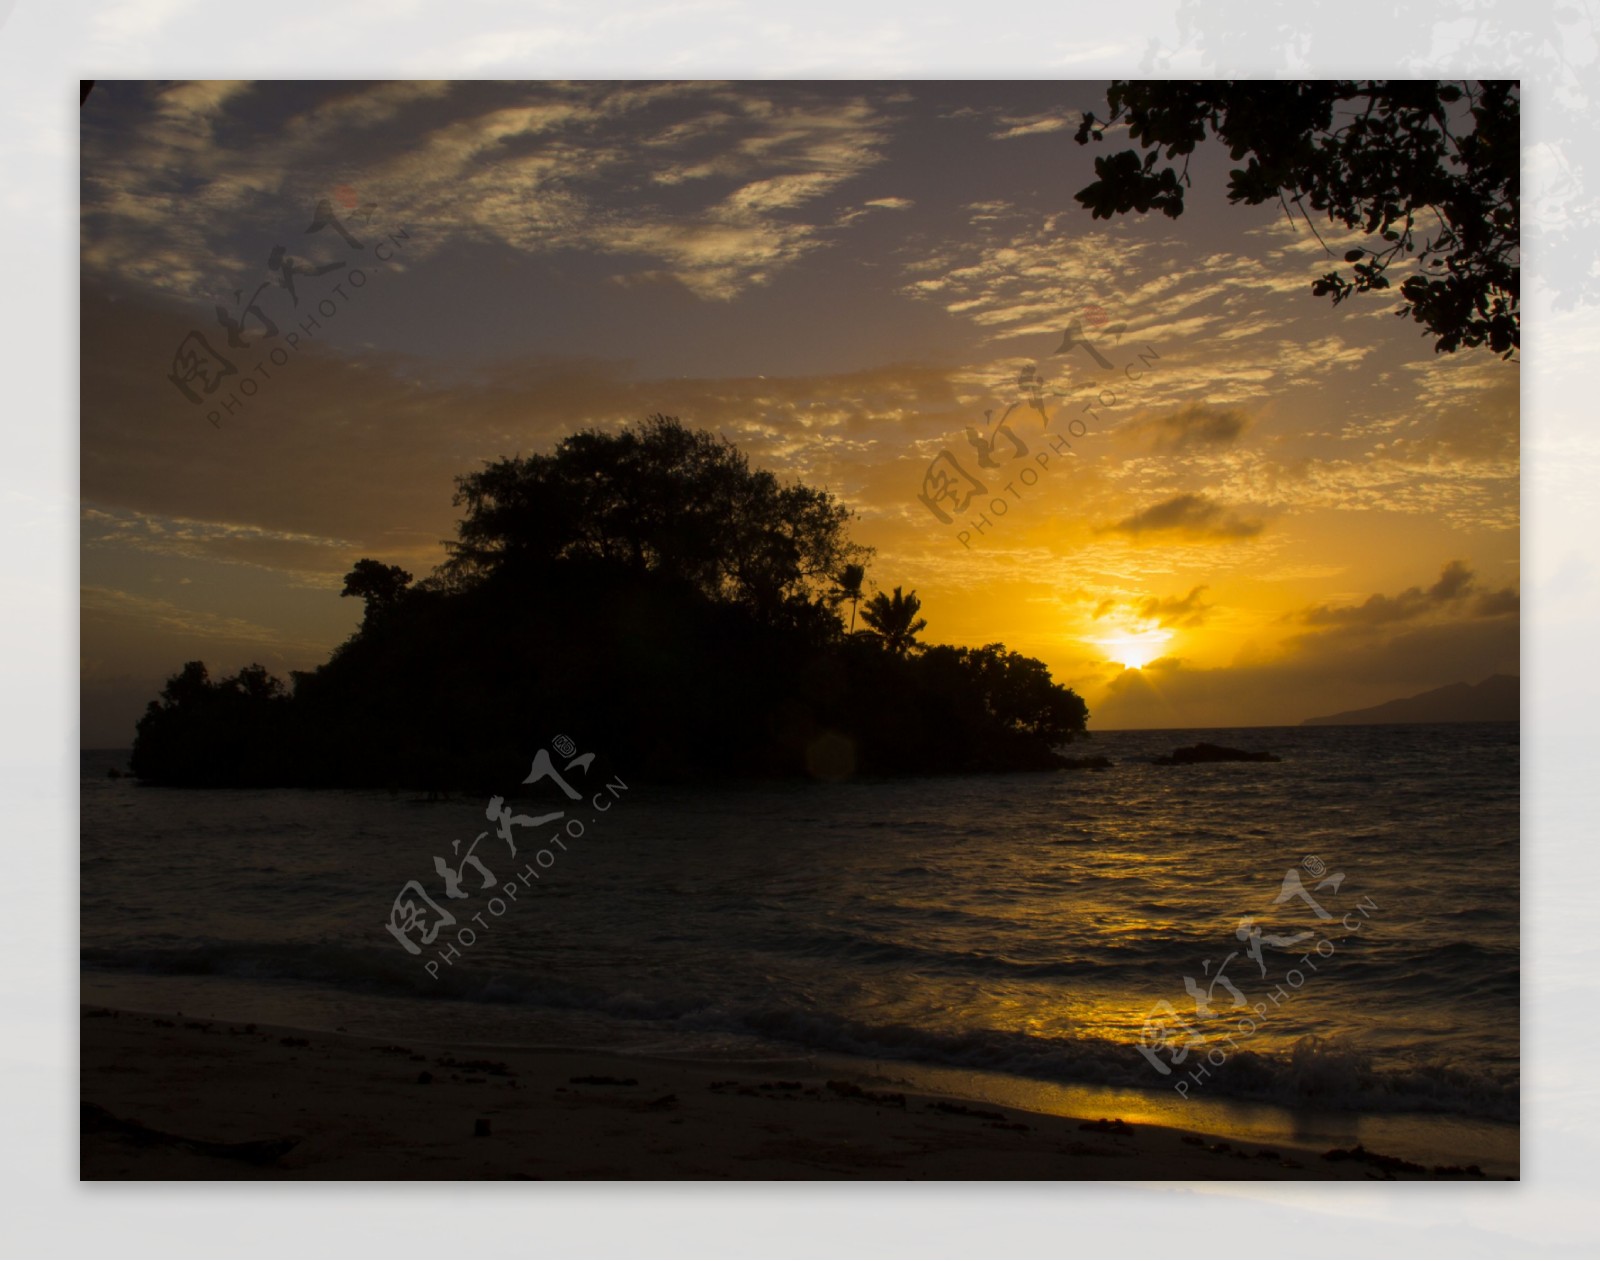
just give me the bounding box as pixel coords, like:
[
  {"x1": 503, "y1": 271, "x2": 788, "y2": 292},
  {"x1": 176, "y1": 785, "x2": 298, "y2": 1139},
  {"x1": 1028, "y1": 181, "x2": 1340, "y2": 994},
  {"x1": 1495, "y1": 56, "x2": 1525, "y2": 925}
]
[{"x1": 1301, "y1": 675, "x2": 1519, "y2": 726}]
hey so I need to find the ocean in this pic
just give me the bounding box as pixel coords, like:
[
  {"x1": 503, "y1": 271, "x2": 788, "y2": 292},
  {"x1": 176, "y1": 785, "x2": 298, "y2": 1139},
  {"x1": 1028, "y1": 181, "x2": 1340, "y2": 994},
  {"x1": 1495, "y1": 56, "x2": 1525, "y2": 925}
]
[{"x1": 80, "y1": 722, "x2": 1520, "y2": 1169}]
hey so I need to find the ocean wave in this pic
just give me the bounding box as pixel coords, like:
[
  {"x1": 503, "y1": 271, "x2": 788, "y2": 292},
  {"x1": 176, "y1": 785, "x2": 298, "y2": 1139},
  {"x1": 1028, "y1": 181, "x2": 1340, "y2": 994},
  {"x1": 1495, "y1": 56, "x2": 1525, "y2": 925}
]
[
  {"x1": 714, "y1": 1011, "x2": 1517, "y2": 1121},
  {"x1": 748, "y1": 922, "x2": 1187, "y2": 978},
  {"x1": 81, "y1": 940, "x2": 1517, "y2": 1121}
]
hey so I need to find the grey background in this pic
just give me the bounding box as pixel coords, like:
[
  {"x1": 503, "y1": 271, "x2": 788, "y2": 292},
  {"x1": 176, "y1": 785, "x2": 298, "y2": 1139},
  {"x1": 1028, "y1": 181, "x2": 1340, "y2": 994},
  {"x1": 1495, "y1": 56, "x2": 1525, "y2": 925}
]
[{"x1": 11, "y1": 2, "x2": 1584, "y2": 1256}]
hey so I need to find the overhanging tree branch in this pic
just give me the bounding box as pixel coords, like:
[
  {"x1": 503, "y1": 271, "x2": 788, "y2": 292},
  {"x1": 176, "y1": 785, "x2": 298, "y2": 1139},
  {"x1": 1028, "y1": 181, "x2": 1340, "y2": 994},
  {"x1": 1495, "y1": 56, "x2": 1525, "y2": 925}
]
[{"x1": 1073, "y1": 80, "x2": 1519, "y2": 358}]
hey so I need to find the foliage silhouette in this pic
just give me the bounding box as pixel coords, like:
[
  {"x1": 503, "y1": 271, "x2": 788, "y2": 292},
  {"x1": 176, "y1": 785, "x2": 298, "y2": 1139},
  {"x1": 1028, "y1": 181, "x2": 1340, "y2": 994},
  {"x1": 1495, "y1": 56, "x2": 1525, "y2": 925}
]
[
  {"x1": 1074, "y1": 81, "x2": 1519, "y2": 357},
  {"x1": 441, "y1": 414, "x2": 869, "y2": 628},
  {"x1": 131, "y1": 417, "x2": 1088, "y2": 787},
  {"x1": 831, "y1": 563, "x2": 866, "y2": 635},
  {"x1": 341, "y1": 559, "x2": 413, "y2": 628},
  {"x1": 859, "y1": 586, "x2": 928, "y2": 656},
  {"x1": 131, "y1": 662, "x2": 296, "y2": 786}
]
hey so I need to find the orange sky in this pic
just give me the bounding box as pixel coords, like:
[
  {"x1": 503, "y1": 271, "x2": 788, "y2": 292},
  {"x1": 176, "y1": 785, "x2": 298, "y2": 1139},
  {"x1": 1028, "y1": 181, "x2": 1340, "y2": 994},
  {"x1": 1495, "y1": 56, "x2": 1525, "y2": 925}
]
[{"x1": 80, "y1": 81, "x2": 1519, "y2": 743}]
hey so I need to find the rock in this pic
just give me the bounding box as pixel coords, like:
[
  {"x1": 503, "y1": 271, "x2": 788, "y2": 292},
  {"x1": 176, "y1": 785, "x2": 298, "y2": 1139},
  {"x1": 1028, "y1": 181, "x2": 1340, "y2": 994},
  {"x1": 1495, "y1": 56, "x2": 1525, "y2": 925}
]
[
  {"x1": 1057, "y1": 755, "x2": 1113, "y2": 770},
  {"x1": 1153, "y1": 742, "x2": 1280, "y2": 766},
  {"x1": 927, "y1": 1099, "x2": 1002, "y2": 1120},
  {"x1": 1320, "y1": 1143, "x2": 1426, "y2": 1175}
]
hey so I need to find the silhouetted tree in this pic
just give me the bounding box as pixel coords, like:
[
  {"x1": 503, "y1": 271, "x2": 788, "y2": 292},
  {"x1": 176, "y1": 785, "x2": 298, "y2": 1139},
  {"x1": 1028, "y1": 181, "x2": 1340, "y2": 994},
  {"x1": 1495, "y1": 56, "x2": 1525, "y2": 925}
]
[
  {"x1": 232, "y1": 662, "x2": 287, "y2": 702},
  {"x1": 131, "y1": 661, "x2": 295, "y2": 786},
  {"x1": 159, "y1": 660, "x2": 212, "y2": 709},
  {"x1": 443, "y1": 414, "x2": 871, "y2": 628},
  {"x1": 1074, "y1": 80, "x2": 1518, "y2": 357},
  {"x1": 928, "y1": 643, "x2": 1090, "y2": 743},
  {"x1": 830, "y1": 563, "x2": 866, "y2": 635},
  {"x1": 860, "y1": 586, "x2": 928, "y2": 655},
  {"x1": 341, "y1": 559, "x2": 413, "y2": 621}
]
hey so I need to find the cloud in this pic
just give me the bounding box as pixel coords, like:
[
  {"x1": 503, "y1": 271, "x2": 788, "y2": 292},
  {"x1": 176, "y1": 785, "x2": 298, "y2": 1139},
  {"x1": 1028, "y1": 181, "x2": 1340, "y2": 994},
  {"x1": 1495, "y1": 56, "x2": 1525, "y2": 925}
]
[
  {"x1": 81, "y1": 278, "x2": 983, "y2": 590},
  {"x1": 82, "y1": 505, "x2": 357, "y2": 586},
  {"x1": 940, "y1": 103, "x2": 1081, "y2": 141},
  {"x1": 991, "y1": 110, "x2": 1080, "y2": 140},
  {"x1": 895, "y1": 205, "x2": 1369, "y2": 351},
  {"x1": 1476, "y1": 588, "x2": 1521, "y2": 617},
  {"x1": 1299, "y1": 561, "x2": 1516, "y2": 630},
  {"x1": 1138, "y1": 586, "x2": 1212, "y2": 628},
  {"x1": 1134, "y1": 403, "x2": 1249, "y2": 453},
  {"x1": 595, "y1": 215, "x2": 821, "y2": 301},
  {"x1": 81, "y1": 82, "x2": 902, "y2": 304},
  {"x1": 1103, "y1": 493, "x2": 1264, "y2": 541},
  {"x1": 81, "y1": 585, "x2": 320, "y2": 650},
  {"x1": 1430, "y1": 559, "x2": 1475, "y2": 601}
]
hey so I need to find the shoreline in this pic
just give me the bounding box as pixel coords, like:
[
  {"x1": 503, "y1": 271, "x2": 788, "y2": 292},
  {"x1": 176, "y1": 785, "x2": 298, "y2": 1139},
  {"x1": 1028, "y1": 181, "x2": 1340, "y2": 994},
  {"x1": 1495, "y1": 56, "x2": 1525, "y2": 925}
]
[{"x1": 80, "y1": 1006, "x2": 1516, "y2": 1180}]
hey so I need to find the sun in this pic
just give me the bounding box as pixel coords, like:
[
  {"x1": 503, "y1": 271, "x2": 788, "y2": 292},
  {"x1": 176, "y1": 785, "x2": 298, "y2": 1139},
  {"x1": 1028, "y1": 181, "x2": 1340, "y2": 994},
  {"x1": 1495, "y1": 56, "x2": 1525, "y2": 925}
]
[{"x1": 1096, "y1": 628, "x2": 1173, "y2": 670}]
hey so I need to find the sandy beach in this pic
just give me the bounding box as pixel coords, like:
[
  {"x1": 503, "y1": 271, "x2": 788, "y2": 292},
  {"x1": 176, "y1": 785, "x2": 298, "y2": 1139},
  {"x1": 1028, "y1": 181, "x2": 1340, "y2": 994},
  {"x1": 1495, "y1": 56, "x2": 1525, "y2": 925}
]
[{"x1": 79, "y1": 1006, "x2": 1510, "y2": 1180}]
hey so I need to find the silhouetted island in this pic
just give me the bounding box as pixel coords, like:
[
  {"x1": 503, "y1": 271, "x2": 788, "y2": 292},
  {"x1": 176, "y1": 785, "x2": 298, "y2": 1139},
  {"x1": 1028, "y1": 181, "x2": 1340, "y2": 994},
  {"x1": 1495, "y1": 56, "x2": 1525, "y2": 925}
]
[
  {"x1": 1301, "y1": 675, "x2": 1519, "y2": 726},
  {"x1": 130, "y1": 416, "x2": 1090, "y2": 789}
]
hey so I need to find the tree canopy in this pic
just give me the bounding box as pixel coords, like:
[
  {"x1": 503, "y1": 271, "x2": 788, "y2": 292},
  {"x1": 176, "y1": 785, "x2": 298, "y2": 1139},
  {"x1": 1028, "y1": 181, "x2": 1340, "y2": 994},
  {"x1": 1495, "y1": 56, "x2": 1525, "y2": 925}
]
[
  {"x1": 830, "y1": 563, "x2": 866, "y2": 635},
  {"x1": 443, "y1": 414, "x2": 870, "y2": 627},
  {"x1": 341, "y1": 559, "x2": 413, "y2": 623},
  {"x1": 130, "y1": 661, "x2": 294, "y2": 784},
  {"x1": 1074, "y1": 80, "x2": 1519, "y2": 357},
  {"x1": 860, "y1": 586, "x2": 928, "y2": 655}
]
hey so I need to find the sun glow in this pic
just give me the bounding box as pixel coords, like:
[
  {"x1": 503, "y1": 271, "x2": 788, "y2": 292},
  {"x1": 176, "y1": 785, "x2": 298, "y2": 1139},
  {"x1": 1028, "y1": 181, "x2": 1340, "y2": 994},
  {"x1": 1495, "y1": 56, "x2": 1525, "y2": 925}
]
[{"x1": 1096, "y1": 628, "x2": 1173, "y2": 671}]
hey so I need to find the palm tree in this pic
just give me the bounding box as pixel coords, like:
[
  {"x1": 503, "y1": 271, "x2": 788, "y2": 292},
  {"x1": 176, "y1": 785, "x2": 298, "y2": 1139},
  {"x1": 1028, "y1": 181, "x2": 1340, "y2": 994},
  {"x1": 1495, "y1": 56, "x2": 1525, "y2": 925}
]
[
  {"x1": 860, "y1": 586, "x2": 928, "y2": 655},
  {"x1": 831, "y1": 563, "x2": 866, "y2": 634}
]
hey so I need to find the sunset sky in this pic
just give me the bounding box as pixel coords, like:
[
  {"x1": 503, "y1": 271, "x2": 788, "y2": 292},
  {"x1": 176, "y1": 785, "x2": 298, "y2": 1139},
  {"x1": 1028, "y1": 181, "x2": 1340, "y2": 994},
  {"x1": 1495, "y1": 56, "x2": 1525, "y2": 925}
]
[{"x1": 79, "y1": 80, "x2": 1520, "y2": 745}]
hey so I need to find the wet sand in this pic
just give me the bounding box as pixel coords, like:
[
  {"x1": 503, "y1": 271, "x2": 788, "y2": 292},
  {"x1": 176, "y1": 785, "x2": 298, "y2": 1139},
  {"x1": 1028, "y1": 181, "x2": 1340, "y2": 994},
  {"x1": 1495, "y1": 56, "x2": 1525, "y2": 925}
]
[{"x1": 80, "y1": 1006, "x2": 1509, "y2": 1180}]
